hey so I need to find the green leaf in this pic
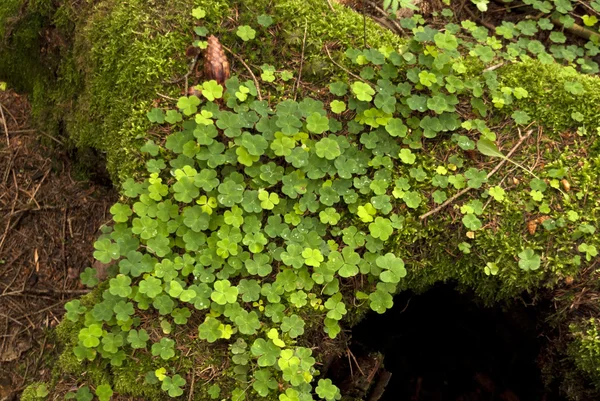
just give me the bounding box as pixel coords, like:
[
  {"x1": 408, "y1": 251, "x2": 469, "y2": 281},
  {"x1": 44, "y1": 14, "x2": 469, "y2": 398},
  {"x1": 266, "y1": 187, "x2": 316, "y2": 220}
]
[
  {"x1": 139, "y1": 276, "x2": 163, "y2": 298},
  {"x1": 162, "y1": 375, "x2": 186, "y2": 398},
  {"x1": 369, "y1": 289, "x2": 393, "y2": 314},
  {"x1": 257, "y1": 14, "x2": 274, "y2": 27},
  {"x1": 201, "y1": 80, "x2": 224, "y2": 101},
  {"x1": 476, "y1": 138, "x2": 504, "y2": 158},
  {"x1": 315, "y1": 137, "x2": 341, "y2": 160},
  {"x1": 251, "y1": 338, "x2": 281, "y2": 366},
  {"x1": 109, "y1": 274, "x2": 132, "y2": 297},
  {"x1": 192, "y1": 7, "x2": 206, "y2": 19},
  {"x1": 512, "y1": 110, "x2": 530, "y2": 125},
  {"x1": 351, "y1": 81, "x2": 375, "y2": 102},
  {"x1": 306, "y1": 112, "x2": 330, "y2": 134},
  {"x1": 330, "y1": 100, "x2": 346, "y2": 114},
  {"x1": 93, "y1": 238, "x2": 120, "y2": 263},
  {"x1": 564, "y1": 81, "x2": 585, "y2": 95},
  {"x1": 211, "y1": 280, "x2": 239, "y2": 305},
  {"x1": 237, "y1": 25, "x2": 256, "y2": 41},
  {"x1": 127, "y1": 329, "x2": 149, "y2": 349},
  {"x1": 376, "y1": 253, "x2": 406, "y2": 283},
  {"x1": 65, "y1": 300, "x2": 86, "y2": 322},
  {"x1": 95, "y1": 384, "x2": 113, "y2": 401},
  {"x1": 369, "y1": 217, "x2": 393, "y2": 240},
  {"x1": 302, "y1": 248, "x2": 324, "y2": 267},
  {"x1": 177, "y1": 96, "x2": 201, "y2": 115},
  {"x1": 281, "y1": 314, "x2": 305, "y2": 338},
  {"x1": 462, "y1": 214, "x2": 482, "y2": 230},
  {"x1": 434, "y1": 31, "x2": 458, "y2": 50},
  {"x1": 518, "y1": 248, "x2": 541, "y2": 271},
  {"x1": 151, "y1": 337, "x2": 175, "y2": 360},
  {"x1": 398, "y1": 149, "x2": 416, "y2": 164},
  {"x1": 147, "y1": 108, "x2": 165, "y2": 124},
  {"x1": 80, "y1": 267, "x2": 99, "y2": 288},
  {"x1": 316, "y1": 379, "x2": 341, "y2": 401}
]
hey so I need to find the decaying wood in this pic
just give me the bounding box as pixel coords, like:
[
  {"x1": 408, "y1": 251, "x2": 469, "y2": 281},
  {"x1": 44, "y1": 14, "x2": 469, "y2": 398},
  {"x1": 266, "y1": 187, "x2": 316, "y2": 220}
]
[{"x1": 204, "y1": 35, "x2": 230, "y2": 85}]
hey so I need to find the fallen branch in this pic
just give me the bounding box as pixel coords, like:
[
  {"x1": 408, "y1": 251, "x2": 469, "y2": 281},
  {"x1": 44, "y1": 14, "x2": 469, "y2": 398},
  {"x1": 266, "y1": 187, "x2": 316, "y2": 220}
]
[
  {"x1": 552, "y1": 18, "x2": 600, "y2": 41},
  {"x1": 365, "y1": 0, "x2": 406, "y2": 35},
  {"x1": 419, "y1": 129, "x2": 534, "y2": 220}
]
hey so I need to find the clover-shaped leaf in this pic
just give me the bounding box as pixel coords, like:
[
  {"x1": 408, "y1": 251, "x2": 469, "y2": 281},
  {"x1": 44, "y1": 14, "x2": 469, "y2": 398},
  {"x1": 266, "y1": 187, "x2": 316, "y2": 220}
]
[
  {"x1": 177, "y1": 95, "x2": 201, "y2": 116},
  {"x1": 324, "y1": 293, "x2": 347, "y2": 320},
  {"x1": 351, "y1": 81, "x2": 375, "y2": 102},
  {"x1": 369, "y1": 289, "x2": 393, "y2": 314},
  {"x1": 306, "y1": 112, "x2": 330, "y2": 134},
  {"x1": 251, "y1": 338, "x2": 281, "y2": 366},
  {"x1": 198, "y1": 316, "x2": 223, "y2": 342},
  {"x1": 151, "y1": 338, "x2": 176, "y2": 360},
  {"x1": 80, "y1": 267, "x2": 98, "y2": 288},
  {"x1": 65, "y1": 300, "x2": 86, "y2": 322},
  {"x1": 369, "y1": 217, "x2": 393, "y2": 241},
  {"x1": 109, "y1": 274, "x2": 132, "y2": 297},
  {"x1": 281, "y1": 314, "x2": 305, "y2": 338},
  {"x1": 147, "y1": 108, "x2": 165, "y2": 124},
  {"x1": 139, "y1": 276, "x2": 163, "y2": 298},
  {"x1": 192, "y1": 7, "x2": 206, "y2": 19},
  {"x1": 127, "y1": 329, "x2": 149, "y2": 349},
  {"x1": 302, "y1": 248, "x2": 324, "y2": 267},
  {"x1": 211, "y1": 279, "x2": 239, "y2": 305},
  {"x1": 518, "y1": 248, "x2": 541, "y2": 271},
  {"x1": 79, "y1": 324, "x2": 102, "y2": 348},
  {"x1": 237, "y1": 25, "x2": 256, "y2": 41},
  {"x1": 376, "y1": 253, "x2": 406, "y2": 283},
  {"x1": 316, "y1": 379, "x2": 341, "y2": 401},
  {"x1": 462, "y1": 214, "x2": 482, "y2": 231},
  {"x1": 201, "y1": 80, "x2": 224, "y2": 101},
  {"x1": 162, "y1": 375, "x2": 186, "y2": 398},
  {"x1": 315, "y1": 137, "x2": 341, "y2": 160},
  {"x1": 113, "y1": 300, "x2": 134, "y2": 321},
  {"x1": 95, "y1": 385, "x2": 113, "y2": 401},
  {"x1": 93, "y1": 238, "x2": 120, "y2": 263}
]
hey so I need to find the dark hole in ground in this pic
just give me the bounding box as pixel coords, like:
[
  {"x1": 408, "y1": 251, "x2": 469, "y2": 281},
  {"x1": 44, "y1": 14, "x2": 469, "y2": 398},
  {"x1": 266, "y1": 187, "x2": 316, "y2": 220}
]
[{"x1": 330, "y1": 284, "x2": 564, "y2": 401}]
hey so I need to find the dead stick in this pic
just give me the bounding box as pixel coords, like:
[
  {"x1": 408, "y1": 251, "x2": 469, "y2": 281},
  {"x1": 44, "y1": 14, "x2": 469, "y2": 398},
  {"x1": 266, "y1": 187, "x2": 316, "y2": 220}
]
[
  {"x1": 419, "y1": 129, "x2": 534, "y2": 220},
  {"x1": 324, "y1": 45, "x2": 373, "y2": 86},
  {"x1": 0, "y1": 102, "x2": 9, "y2": 146},
  {"x1": 221, "y1": 45, "x2": 263, "y2": 101},
  {"x1": 294, "y1": 19, "x2": 309, "y2": 101},
  {"x1": 365, "y1": 0, "x2": 405, "y2": 35}
]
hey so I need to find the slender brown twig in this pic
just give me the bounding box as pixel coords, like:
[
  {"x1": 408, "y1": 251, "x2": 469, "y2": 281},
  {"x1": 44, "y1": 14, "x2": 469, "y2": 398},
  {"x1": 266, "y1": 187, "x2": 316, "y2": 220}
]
[
  {"x1": 324, "y1": 45, "x2": 373, "y2": 85},
  {"x1": 0, "y1": 102, "x2": 9, "y2": 147},
  {"x1": 221, "y1": 45, "x2": 263, "y2": 101},
  {"x1": 419, "y1": 129, "x2": 534, "y2": 220},
  {"x1": 294, "y1": 19, "x2": 309, "y2": 101}
]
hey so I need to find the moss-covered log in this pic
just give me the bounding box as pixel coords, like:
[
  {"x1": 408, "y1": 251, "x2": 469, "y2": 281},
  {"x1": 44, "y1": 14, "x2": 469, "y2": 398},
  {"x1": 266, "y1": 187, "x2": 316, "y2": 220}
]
[{"x1": 2, "y1": 1, "x2": 600, "y2": 401}]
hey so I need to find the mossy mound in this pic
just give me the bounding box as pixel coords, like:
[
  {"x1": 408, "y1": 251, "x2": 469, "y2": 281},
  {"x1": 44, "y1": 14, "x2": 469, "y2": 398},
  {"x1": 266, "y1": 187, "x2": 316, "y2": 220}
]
[{"x1": 1, "y1": 1, "x2": 600, "y2": 401}]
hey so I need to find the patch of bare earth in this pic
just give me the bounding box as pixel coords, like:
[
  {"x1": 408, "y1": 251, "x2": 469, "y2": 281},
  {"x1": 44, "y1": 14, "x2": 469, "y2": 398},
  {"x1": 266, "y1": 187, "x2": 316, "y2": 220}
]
[{"x1": 0, "y1": 89, "x2": 117, "y2": 399}]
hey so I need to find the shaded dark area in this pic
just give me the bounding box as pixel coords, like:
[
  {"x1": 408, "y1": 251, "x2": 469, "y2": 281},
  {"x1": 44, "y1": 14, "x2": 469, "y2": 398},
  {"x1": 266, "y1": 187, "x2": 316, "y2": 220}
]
[{"x1": 331, "y1": 284, "x2": 565, "y2": 401}]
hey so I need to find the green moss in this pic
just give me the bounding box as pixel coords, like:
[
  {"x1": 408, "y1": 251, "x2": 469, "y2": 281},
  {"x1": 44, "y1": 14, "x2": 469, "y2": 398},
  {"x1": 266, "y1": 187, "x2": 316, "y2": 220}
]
[
  {"x1": 500, "y1": 60, "x2": 600, "y2": 132},
  {"x1": 568, "y1": 318, "x2": 600, "y2": 388},
  {"x1": 20, "y1": 382, "x2": 50, "y2": 401}
]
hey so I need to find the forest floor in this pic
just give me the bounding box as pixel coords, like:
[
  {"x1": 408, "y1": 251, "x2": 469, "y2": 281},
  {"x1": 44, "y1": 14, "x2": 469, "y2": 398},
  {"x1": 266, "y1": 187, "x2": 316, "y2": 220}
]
[{"x1": 0, "y1": 89, "x2": 117, "y2": 400}]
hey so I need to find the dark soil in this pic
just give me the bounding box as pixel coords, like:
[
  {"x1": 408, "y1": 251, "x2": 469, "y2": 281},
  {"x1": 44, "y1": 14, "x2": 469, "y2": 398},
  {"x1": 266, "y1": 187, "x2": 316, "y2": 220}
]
[
  {"x1": 0, "y1": 89, "x2": 117, "y2": 399},
  {"x1": 330, "y1": 284, "x2": 565, "y2": 401}
]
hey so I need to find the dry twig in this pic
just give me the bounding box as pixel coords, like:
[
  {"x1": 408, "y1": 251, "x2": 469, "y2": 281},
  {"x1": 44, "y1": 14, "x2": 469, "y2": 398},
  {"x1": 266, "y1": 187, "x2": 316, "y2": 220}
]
[
  {"x1": 419, "y1": 129, "x2": 534, "y2": 220},
  {"x1": 221, "y1": 45, "x2": 263, "y2": 101},
  {"x1": 294, "y1": 19, "x2": 309, "y2": 101}
]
